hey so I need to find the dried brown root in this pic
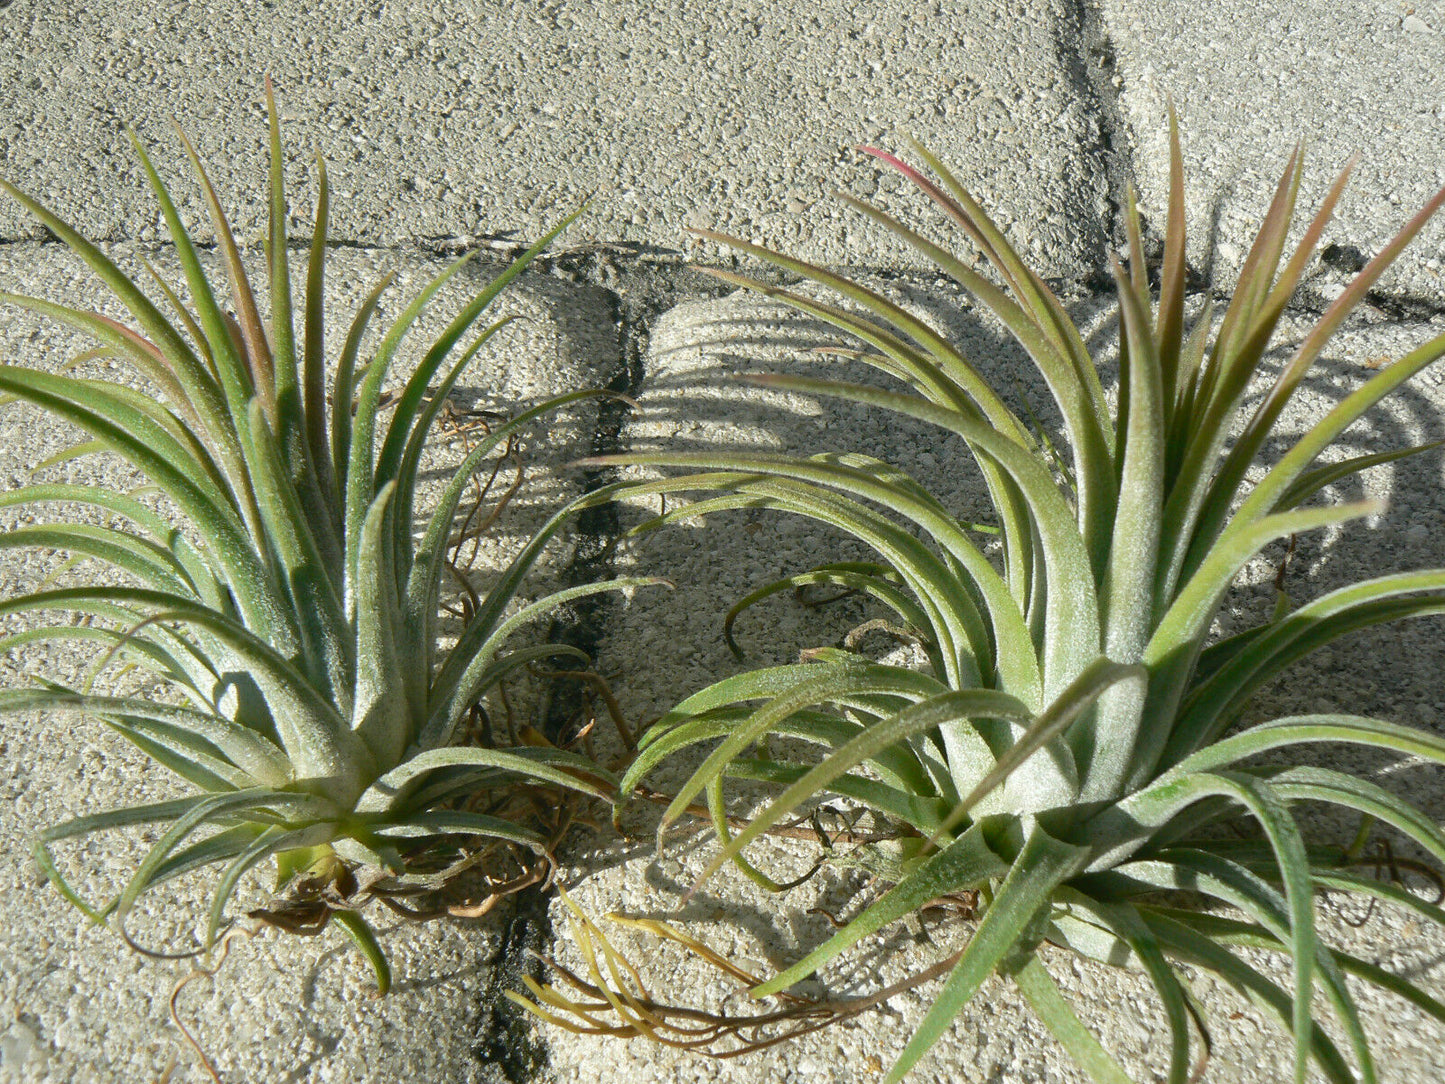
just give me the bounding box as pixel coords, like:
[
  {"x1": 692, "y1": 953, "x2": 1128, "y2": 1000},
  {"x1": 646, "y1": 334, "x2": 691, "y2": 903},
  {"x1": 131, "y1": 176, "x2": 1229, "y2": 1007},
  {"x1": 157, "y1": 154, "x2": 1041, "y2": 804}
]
[
  {"x1": 508, "y1": 886, "x2": 967, "y2": 1058},
  {"x1": 625, "y1": 789, "x2": 916, "y2": 847},
  {"x1": 531, "y1": 665, "x2": 636, "y2": 751},
  {"x1": 842, "y1": 618, "x2": 925, "y2": 654},
  {"x1": 1337, "y1": 834, "x2": 1445, "y2": 928},
  {"x1": 251, "y1": 785, "x2": 578, "y2": 936},
  {"x1": 168, "y1": 924, "x2": 261, "y2": 1084}
]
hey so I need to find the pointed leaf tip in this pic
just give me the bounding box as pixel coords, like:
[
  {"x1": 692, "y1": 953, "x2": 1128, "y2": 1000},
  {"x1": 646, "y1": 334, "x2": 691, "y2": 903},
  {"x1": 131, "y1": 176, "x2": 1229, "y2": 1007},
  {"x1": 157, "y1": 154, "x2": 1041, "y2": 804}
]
[{"x1": 858, "y1": 145, "x2": 906, "y2": 170}]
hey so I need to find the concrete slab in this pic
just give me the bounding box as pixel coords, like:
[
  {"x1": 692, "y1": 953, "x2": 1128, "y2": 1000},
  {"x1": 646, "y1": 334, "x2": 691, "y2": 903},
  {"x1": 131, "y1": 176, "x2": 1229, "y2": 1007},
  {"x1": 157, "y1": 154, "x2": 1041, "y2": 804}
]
[
  {"x1": 540, "y1": 289, "x2": 1445, "y2": 1083},
  {"x1": 0, "y1": 241, "x2": 619, "y2": 1082},
  {"x1": 5, "y1": 2, "x2": 1445, "y2": 1080},
  {"x1": 1102, "y1": 0, "x2": 1445, "y2": 305},
  {"x1": 0, "y1": 0, "x2": 1110, "y2": 279}
]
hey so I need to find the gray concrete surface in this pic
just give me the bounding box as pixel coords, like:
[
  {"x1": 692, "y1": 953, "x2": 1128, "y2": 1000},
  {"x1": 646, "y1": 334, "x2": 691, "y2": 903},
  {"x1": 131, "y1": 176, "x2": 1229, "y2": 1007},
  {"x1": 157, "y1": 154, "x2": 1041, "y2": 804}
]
[
  {"x1": 0, "y1": 0, "x2": 1111, "y2": 279},
  {"x1": 5, "y1": 0, "x2": 1445, "y2": 1081},
  {"x1": 1103, "y1": 0, "x2": 1445, "y2": 305}
]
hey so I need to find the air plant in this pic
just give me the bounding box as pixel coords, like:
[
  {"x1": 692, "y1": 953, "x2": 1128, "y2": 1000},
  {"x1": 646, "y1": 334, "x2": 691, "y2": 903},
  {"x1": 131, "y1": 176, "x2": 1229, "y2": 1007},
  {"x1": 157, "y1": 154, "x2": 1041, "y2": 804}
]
[
  {"x1": 542, "y1": 117, "x2": 1445, "y2": 1081},
  {"x1": 0, "y1": 83, "x2": 652, "y2": 990}
]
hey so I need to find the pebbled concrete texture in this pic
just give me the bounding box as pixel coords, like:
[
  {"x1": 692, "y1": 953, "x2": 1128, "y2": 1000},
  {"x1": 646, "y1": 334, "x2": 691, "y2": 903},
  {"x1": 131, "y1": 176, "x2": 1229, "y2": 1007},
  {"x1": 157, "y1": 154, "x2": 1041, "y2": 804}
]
[
  {"x1": 538, "y1": 290, "x2": 1445, "y2": 1084},
  {"x1": 5, "y1": 0, "x2": 1445, "y2": 1081},
  {"x1": 0, "y1": 240, "x2": 620, "y2": 1082},
  {"x1": 1102, "y1": 0, "x2": 1445, "y2": 306},
  {"x1": 0, "y1": 0, "x2": 1111, "y2": 279}
]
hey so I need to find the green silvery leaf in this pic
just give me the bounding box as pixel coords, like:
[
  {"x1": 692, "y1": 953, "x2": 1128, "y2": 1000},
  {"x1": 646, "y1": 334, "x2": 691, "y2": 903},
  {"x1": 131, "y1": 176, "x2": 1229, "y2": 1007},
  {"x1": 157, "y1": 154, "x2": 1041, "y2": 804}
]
[
  {"x1": 569, "y1": 117, "x2": 1445, "y2": 1082},
  {"x1": 0, "y1": 83, "x2": 646, "y2": 989},
  {"x1": 1011, "y1": 954, "x2": 1135, "y2": 1084}
]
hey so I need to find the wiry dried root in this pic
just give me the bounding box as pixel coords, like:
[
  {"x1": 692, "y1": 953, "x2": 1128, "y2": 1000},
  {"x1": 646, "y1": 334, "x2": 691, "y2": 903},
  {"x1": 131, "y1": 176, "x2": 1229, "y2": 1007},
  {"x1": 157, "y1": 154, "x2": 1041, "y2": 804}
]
[
  {"x1": 508, "y1": 887, "x2": 968, "y2": 1058},
  {"x1": 168, "y1": 924, "x2": 261, "y2": 1084}
]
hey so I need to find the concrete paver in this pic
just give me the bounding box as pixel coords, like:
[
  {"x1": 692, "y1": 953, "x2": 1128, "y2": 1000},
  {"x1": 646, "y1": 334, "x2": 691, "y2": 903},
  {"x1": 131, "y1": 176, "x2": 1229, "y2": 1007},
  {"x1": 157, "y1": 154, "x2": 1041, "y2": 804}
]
[
  {"x1": 0, "y1": 0, "x2": 1110, "y2": 278},
  {"x1": 0, "y1": 241, "x2": 619, "y2": 1082},
  {"x1": 1103, "y1": 0, "x2": 1445, "y2": 305}
]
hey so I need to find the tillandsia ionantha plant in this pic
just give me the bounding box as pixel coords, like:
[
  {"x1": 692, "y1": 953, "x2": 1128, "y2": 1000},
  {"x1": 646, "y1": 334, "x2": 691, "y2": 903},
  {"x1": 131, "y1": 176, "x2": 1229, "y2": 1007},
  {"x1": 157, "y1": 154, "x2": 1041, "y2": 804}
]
[
  {"x1": 0, "y1": 81, "x2": 654, "y2": 991},
  {"x1": 525, "y1": 117, "x2": 1445, "y2": 1082}
]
